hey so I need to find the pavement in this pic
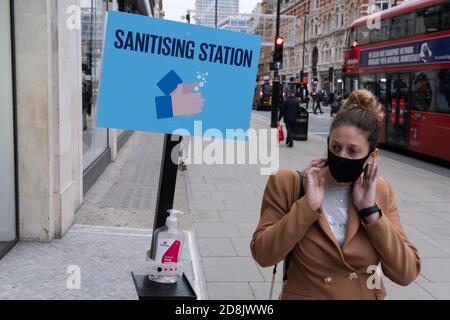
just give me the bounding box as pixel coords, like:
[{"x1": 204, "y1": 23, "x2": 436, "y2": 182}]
[
  {"x1": 0, "y1": 131, "x2": 206, "y2": 300},
  {"x1": 1, "y1": 108, "x2": 450, "y2": 300}
]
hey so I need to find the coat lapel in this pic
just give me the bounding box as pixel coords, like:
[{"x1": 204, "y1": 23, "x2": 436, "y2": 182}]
[
  {"x1": 316, "y1": 195, "x2": 361, "y2": 251},
  {"x1": 316, "y1": 210, "x2": 341, "y2": 250},
  {"x1": 342, "y1": 198, "x2": 361, "y2": 248}
]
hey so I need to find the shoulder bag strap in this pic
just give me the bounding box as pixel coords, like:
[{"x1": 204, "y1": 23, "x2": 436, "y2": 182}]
[
  {"x1": 282, "y1": 170, "x2": 305, "y2": 283},
  {"x1": 269, "y1": 170, "x2": 305, "y2": 299}
]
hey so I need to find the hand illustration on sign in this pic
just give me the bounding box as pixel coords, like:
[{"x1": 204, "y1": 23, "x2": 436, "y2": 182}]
[
  {"x1": 171, "y1": 83, "x2": 204, "y2": 117},
  {"x1": 155, "y1": 70, "x2": 204, "y2": 119}
]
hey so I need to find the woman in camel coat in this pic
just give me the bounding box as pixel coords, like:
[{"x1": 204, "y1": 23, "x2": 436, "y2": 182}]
[{"x1": 251, "y1": 89, "x2": 421, "y2": 300}]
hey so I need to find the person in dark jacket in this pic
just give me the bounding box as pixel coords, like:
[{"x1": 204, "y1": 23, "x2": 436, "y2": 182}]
[
  {"x1": 298, "y1": 84, "x2": 310, "y2": 110},
  {"x1": 313, "y1": 90, "x2": 324, "y2": 114},
  {"x1": 278, "y1": 91, "x2": 299, "y2": 148},
  {"x1": 329, "y1": 91, "x2": 339, "y2": 117}
]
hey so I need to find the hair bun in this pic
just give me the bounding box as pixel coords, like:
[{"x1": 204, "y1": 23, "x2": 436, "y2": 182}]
[{"x1": 341, "y1": 89, "x2": 384, "y2": 122}]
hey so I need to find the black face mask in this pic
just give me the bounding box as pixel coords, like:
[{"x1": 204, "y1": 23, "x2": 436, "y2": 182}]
[{"x1": 327, "y1": 138, "x2": 373, "y2": 183}]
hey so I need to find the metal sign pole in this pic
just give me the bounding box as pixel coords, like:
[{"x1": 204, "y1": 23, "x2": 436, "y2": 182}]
[{"x1": 149, "y1": 133, "x2": 181, "y2": 259}]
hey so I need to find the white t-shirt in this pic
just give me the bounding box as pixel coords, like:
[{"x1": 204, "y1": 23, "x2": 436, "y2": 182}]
[{"x1": 322, "y1": 184, "x2": 352, "y2": 247}]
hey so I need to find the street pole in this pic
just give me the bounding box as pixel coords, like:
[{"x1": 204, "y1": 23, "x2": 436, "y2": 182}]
[
  {"x1": 215, "y1": 0, "x2": 218, "y2": 28},
  {"x1": 270, "y1": 0, "x2": 281, "y2": 128},
  {"x1": 301, "y1": 15, "x2": 306, "y2": 83},
  {"x1": 301, "y1": 2, "x2": 310, "y2": 84}
]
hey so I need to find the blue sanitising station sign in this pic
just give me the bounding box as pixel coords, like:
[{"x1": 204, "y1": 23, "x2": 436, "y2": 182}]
[{"x1": 97, "y1": 11, "x2": 261, "y2": 139}]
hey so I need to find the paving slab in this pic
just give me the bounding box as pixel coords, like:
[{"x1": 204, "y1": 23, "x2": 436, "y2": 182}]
[
  {"x1": 207, "y1": 282, "x2": 255, "y2": 300},
  {"x1": 231, "y1": 238, "x2": 253, "y2": 257},
  {"x1": 202, "y1": 257, "x2": 264, "y2": 282},
  {"x1": 420, "y1": 259, "x2": 450, "y2": 282},
  {"x1": 193, "y1": 222, "x2": 241, "y2": 238},
  {"x1": 197, "y1": 238, "x2": 237, "y2": 257}
]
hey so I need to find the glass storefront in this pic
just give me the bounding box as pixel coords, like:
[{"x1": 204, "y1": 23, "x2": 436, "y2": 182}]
[
  {"x1": 81, "y1": 0, "x2": 109, "y2": 170},
  {"x1": 0, "y1": 0, "x2": 17, "y2": 253}
]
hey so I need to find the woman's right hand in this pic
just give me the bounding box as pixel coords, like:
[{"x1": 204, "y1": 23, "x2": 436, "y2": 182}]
[{"x1": 304, "y1": 158, "x2": 326, "y2": 211}]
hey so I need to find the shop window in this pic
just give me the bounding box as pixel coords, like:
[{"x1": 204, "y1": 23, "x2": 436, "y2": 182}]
[
  {"x1": 0, "y1": 0, "x2": 16, "y2": 247},
  {"x1": 81, "y1": 0, "x2": 109, "y2": 170},
  {"x1": 412, "y1": 71, "x2": 434, "y2": 112}
]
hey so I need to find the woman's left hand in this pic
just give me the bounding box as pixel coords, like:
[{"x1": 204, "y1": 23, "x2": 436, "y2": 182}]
[{"x1": 352, "y1": 157, "x2": 379, "y2": 211}]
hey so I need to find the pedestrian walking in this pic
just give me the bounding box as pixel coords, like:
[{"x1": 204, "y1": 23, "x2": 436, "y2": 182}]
[
  {"x1": 251, "y1": 89, "x2": 421, "y2": 300},
  {"x1": 313, "y1": 90, "x2": 324, "y2": 114},
  {"x1": 278, "y1": 91, "x2": 299, "y2": 148},
  {"x1": 329, "y1": 91, "x2": 338, "y2": 117},
  {"x1": 300, "y1": 85, "x2": 310, "y2": 110}
]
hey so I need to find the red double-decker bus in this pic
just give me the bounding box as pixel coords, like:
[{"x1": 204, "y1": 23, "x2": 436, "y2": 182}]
[{"x1": 344, "y1": 0, "x2": 450, "y2": 162}]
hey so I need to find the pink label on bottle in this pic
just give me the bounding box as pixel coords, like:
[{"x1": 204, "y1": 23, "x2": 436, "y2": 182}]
[{"x1": 156, "y1": 239, "x2": 181, "y2": 263}]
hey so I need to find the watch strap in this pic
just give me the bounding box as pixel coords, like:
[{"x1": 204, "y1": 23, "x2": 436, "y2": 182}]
[{"x1": 359, "y1": 204, "x2": 380, "y2": 218}]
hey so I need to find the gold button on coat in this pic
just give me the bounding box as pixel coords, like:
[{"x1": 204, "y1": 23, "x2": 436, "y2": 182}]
[
  {"x1": 323, "y1": 276, "x2": 333, "y2": 284},
  {"x1": 349, "y1": 272, "x2": 359, "y2": 280}
]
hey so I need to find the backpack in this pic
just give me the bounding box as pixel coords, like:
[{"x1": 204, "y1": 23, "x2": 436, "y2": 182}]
[{"x1": 269, "y1": 170, "x2": 305, "y2": 299}]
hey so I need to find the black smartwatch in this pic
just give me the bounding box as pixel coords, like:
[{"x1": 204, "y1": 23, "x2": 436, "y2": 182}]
[{"x1": 358, "y1": 204, "x2": 380, "y2": 219}]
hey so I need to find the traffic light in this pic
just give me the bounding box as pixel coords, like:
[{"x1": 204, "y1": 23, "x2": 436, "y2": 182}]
[{"x1": 273, "y1": 36, "x2": 284, "y2": 70}]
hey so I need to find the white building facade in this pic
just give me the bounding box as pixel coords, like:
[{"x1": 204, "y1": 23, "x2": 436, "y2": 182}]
[{"x1": 0, "y1": 0, "x2": 159, "y2": 259}]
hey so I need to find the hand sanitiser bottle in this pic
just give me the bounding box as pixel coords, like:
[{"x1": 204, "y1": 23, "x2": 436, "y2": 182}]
[{"x1": 148, "y1": 209, "x2": 185, "y2": 283}]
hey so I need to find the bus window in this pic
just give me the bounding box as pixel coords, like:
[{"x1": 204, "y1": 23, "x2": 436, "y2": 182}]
[
  {"x1": 360, "y1": 74, "x2": 376, "y2": 94},
  {"x1": 416, "y1": 5, "x2": 442, "y2": 34},
  {"x1": 436, "y1": 70, "x2": 450, "y2": 114},
  {"x1": 348, "y1": 27, "x2": 356, "y2": 48},
  {"x1": 443, "y1": 2, "x2": 450, "y2": 30},
  {"x1": 352, "y1": 78, "x2": 359, "y2": 92},
  {"x1": 391, "y1": 13, "x2": 415, "y2": 39},
  {"x1": 357, "y1": 25, "x2": 370, "y2": 45},
  {"x1": 371, "y1": 18, "x2": 390, "y2": 43},
  {"x1": 377, "y1": 74, "x2": 387, "y2": 107},
  {"x1": 412, "y1": 71, "x2": 434, "y2": 112},
  {"x1": 345, "y1": 77, "x2": 358, "y2": 92}
]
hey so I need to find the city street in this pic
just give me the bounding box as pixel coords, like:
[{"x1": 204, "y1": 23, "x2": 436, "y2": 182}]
[
  {"x1": 1, "y1": 0, "x2": 450, "y2": 303},
  {"x1": 0, "y1": 109, "x2": 449, "y2": 299}
]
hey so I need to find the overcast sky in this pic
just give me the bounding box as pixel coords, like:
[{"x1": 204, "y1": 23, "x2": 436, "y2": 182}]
[{"x1": 164, "y1": 0, "x2": 261, "y2": 22}]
